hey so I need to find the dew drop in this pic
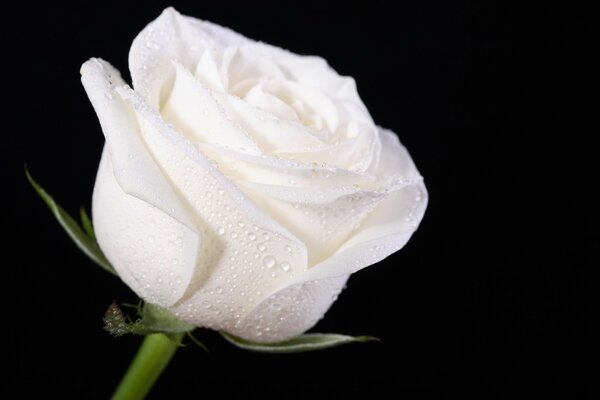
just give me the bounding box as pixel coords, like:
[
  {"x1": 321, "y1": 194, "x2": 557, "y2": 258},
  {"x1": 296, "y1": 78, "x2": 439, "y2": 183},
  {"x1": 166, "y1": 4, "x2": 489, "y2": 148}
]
[
  {"x1": 248, "y1": 232, "x2": 257, "y2": 241},
  {"x1": 217, "y1": 227, "x2": 226, "y2": 235},
  {"x1": 262, "y1": 255, "x2": 276, "y2": 268},
  {"x1": 257, "y1": 243, "x2": 266, "y2": 252},
  {"x1": 284, "y1": 245, "x2": 292, "y2": 254},
  {"x1": 279, "y1": 261, "x2": 291, "y2": 272}
]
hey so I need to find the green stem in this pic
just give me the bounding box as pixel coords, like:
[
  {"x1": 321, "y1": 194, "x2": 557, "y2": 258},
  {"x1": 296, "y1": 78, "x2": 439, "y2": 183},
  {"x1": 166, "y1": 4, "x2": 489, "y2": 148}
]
[{"x1": 112, "y1": 333, "x2": 183, "y2": 400}]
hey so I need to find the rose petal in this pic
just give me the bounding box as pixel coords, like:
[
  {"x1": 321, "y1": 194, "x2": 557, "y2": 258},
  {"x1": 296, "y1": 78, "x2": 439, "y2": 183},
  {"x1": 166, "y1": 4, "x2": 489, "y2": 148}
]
[
  {"x1": 129, "y1": 7, "x2": 248, "y2": 108},
  {"x1": 272, "y1": 125, "x2": 378, "y2": 171},
  {"x1": 243, "y1": 83, "x2": 301, "y2": 122},
  {"x1": 368, "y1": 127, "x2": 423, "y2": 180},
  {"x1": 93, "y1": 150, "x2": 199, "y2": 306},
  {"x1": 80, "y1": 58, "x2": 196, "y2": 233},
  {"x1": 197, "y1": 143, "x2": 378, "y2": 189},
  {"x1": 239, "y1": 42, "x2": 370, "y2": 119},
  {"x1": 253, "y1": 79, "x2": 340, "y2": 133},
  {"x1": 194, "y1": 50, "x2": 226, "y2": 92},
  {"x1": 223, "y1": 45, "x2": 286, "y2": 88},
  {"x1": 229, "y1": 128, "x2": 425, "y2": 267},
  {"x1": 239, "y1": 183, "x2": 387, "y2": 266},
  {"x1": 229, "y1": 274, "x2": 350, "y2": 342},
  {"x1": 215, "y1": 92, "x2": 327, "y2": 151},
  {"x1": 295, "y1": 182, "x2": 427, "y2": 283},
  {"x1": 161, "y1": 61, "x2": 261, "y2": 154},
  {"x1": 81, "y1": 59, "x2": 200, "y2": 306}
]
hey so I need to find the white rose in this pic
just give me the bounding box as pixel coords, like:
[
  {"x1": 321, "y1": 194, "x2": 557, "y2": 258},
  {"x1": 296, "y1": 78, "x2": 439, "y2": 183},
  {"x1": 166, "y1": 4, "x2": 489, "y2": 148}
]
[{"x1": 81, "y1": 7, "x2": 427, "y2": 342}]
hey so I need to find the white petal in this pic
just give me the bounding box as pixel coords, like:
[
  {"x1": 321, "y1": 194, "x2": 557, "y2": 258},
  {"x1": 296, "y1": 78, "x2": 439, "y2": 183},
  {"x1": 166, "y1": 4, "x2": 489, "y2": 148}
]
[
  {"x1": 194, "y1": 50, "x2": 226, "y2": 92},
  {"x1": 272, "y1": 124, "x2": 378, "y2": 171},
  {"x1": 128, "y1": 7, "x2": 248, "y2": 108},
  {"x1": 289, "y1": 128, "x2": 428, "y2": 283},
  {"x1": 80, "y1": 59, "x2": 196, "y2": 233},
  {"x1": 93, "y1": 150, "x2": 199, "y2": 306},
  {"x1": 295, "y1": 184, "x2": 427, "y2": 284},
  {"x1": 81, "y1": 59, "x2": 200, "y2": 306},
  {"x1": 161, "y1": 61, "x2": 261, "y2": 154},
  {"x1": 239, "y1": 182, "x2": 387, "y2": 266},
  {"x1": 216, "y1": 93, "x2": 326, "y2": 152},
  {"x1": 368, "y1": 127, "x2": 422, "y2": 180},
  {"x1": 232, "y1": 42, "x2": 370, "y2": 119},
  {"x1": 229, "y1": 274, "x2": 350, "y2": 342},
  {"x1": 197, "y1": 143, "x2": 377, "y2": 189},
  {"x1": 217, "y1": 129, "x2": 424, "y2": 268},
  {"x1": 224, "y1": 46, "x2": 286, "y2": 88},
  {"x1": 256, "y1": 79, "x2": 340, "y2": 133},
  {"x1": 243, "y1": 83, "x2": 301, "y2": 122}
]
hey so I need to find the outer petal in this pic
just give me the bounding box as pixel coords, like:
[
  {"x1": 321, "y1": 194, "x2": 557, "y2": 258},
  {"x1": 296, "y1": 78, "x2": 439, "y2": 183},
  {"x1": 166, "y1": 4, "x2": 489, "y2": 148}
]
[
  {"x1": 93, "y1": 150, "x2": 199, "y2": 306},
  {"x1": 81, "y1": 58, "x2": 199, "y2": 306},
  {"x1": 291, "y1": 128, "x2": 428, "y2": 283},
  {"x1": 229, "y1": 274, "x2": 350, "y2": 342},
  {"x1": 80, "y1": 59, "x2": 196, "y2": 231},
  {"x1": 129, "y1": 7, "x2": 248, "y2": 108}
]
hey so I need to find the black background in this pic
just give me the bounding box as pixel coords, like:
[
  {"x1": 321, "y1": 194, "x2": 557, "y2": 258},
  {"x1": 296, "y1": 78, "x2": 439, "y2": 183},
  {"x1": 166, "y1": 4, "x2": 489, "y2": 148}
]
[{"x1": 10, "y1": 1, "x2": 587, "y2": 398}]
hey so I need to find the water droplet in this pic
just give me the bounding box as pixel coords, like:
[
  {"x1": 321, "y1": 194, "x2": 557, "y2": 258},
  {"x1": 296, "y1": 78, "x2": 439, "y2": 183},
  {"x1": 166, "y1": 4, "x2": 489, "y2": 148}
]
[
  {"x1": 262, "y1": 255, "x2": 276, "y2": 268},
  {"x1": 262, "y1": 233, "x2": 271, "y2": 241},
  {"x1": 257, "y1": 243, "x2": 266, "y2": 252},
  {"x1": 217, "y1": 227, "x2": 226, "y2": 235},
  {"x1": 279, "y1": 261, "x2": 291, "y2": 272},
  {"x1": 248, "y1": 232, "x2": 257, "y2": 241},
  {"x1": 231, "y1": 231, "x2": 238, "y2": 239},
  {"x1": 284, "y1": 245, "x2": 292, "y2": 253}
]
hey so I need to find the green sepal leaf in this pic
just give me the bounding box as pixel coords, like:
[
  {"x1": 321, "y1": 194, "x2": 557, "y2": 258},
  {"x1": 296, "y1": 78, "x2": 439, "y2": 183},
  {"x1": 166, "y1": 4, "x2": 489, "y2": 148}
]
[
  {"x1": 25, "y1": 167, "x2": 116, "y2": 276},
  {"x1": 79, "y1": 207, "x2": 96, "y2": 240},
  {"x1": 140, "y1": 303, "x2": 195, "y2": 334},
  {"x1": 220, "y1": 332, "x2": 379, "y2": 354},
  {"x1": 186, "y1": 332, "x2": 209, "y2": 352},
  {"x1": 103, "y1": 302, "x2": 195, "y2": 337}
]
